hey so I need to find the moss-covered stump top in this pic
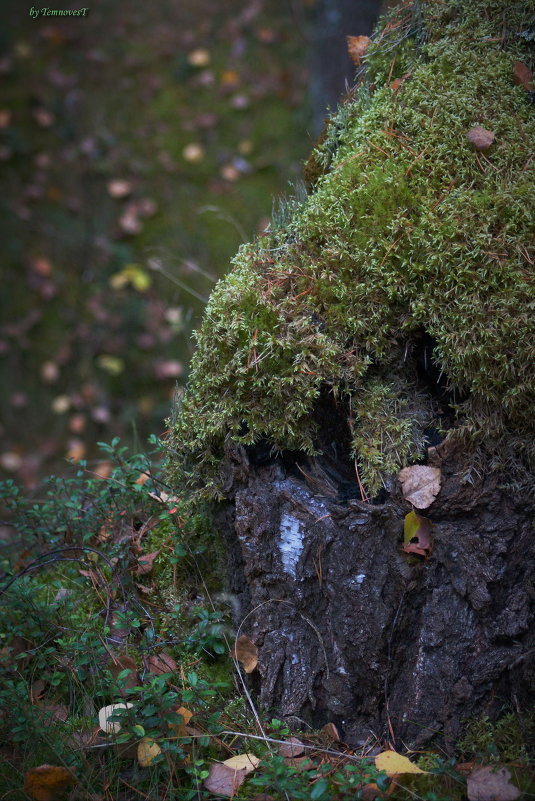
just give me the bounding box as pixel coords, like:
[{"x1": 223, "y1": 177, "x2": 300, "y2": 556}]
[{"x1": 167, "y1": 0, "x2": 534, "y2": 499}]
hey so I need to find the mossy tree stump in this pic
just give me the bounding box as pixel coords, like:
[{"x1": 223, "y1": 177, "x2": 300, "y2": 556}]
[{"x1": 168, "y1": 0, "x2": 535, "y2": 747}]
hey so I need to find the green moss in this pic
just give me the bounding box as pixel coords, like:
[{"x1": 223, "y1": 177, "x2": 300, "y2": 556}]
[{"x1": 167, "y1": 0, "x2": 534, "y2": 499}]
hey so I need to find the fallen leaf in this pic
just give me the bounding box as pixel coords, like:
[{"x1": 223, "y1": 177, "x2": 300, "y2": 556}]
[
  {"x1": 398, "y1": 465, "x2": 441, "y2": 509},
  {"x1": 182, "y1": 143, "x2": 205, "y2": 163},
  {"x1": 321, "y1": 721, "x2": 340, "y2": 742},
  {"x1": 222, "y1": 753, "x2": 260, "y2": 773},
  {"x1": 110, "y1": 655, "x2": 139, "y2": 689},
  {"x1": 98, "y1": 702, "x2": 133, "y2": 734},
  {"x1": 137, "y1": 737, "x2": 162, "y2": 767},
  {"x1": 169, "y1": 705, "x2": 194, "y2": 737},
  {"x1": 30, "y1": 679, "x2": 46, "y2": 703},
  {"x1": 107, "y1": 179, "x2": 133, "y2": 198},
  {"x1": 232, "y1": 634, "x2": 258, "y2": 673},
  {"x1": 118, "y1": 206, "x2": 142, "y2": 235},
  {"x1": 24, "y1": 765, "x2": 76, "y2": 801},
  {"x1": 513, "y1": 61, "x2": 533, "y2": 91},
  {"x1": 203, "y1": 763, "x2": 247, "y2": 797},
  {"x1": 347, "y1": 35, "x2": 371, "y2": 65},
  {"x1": 96, "y1": 355, "x2": 124, "y2": 375},
  {"x1": 375, "y1": 750, "x2": 426, "y2": 776},
  {"x1": 466, "y1": 126, "x2": 495, "y2": 151},
  {"x1": 278, "y1": 736, "x2": 305, "y2": 758},
  {"x1": 188, "y1": 48, "x2": 210, "y2": 67},
  {"x1": 390, "y1": 72, "x2": 411, "y2": 92},
  {"x1": 148, "y1": 651, "x2": 177, "y2": 674},
  {"x1": 467, "y1": 766, "x2": 521, "y2": 801},
  {"x1": 135, "y1": 551, "x2": 159, "y2": 575},
  {"x1": 403, "y1": 510, "x2": 433, "y2": 557}
]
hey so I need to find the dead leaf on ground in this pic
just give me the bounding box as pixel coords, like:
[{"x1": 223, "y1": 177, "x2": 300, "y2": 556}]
[
  {"x1": 391, "y1": 72, "x2": 411, "y2": 92},
  {"x1": 30, "y1": 679, "x2": 46, "y2": 703},
  {"x1": 109, "y1": 654, "x2": 139, "y2": 689},
  {"x1": 231, "y1": 634, "x2": 258, "y2": 673},
  {"x1": 466, "y1": 126, "x2": 495, "y2": 151},
  {"x1": 278, "y1": 736, "x2": 305, "y2": 758},
  {"x1": 322, "y1": 721, "x2": 341, "y2": 742},
  {"x1": 148, "y1": 650, "x2": 177, "y2": 674},
  {"x1": 204, "y1": 763, "x2": 246, "y2": 798},
  {"x1": 513, "y1": 61, "x2": 533, "y2": 92},
  {"x1": 137, "y1": 737, "x2": 162, "y2": 767},
  {"x1": 403, "y1": 510, "x2": 433, "y2": 557},
  {"x1": 347, "y1": 35, "x2": 371, "y2": 65},
  {"x1": 107, "y1": 179, "x2": 133, "y2": 198},
  {"x1": 398, "y1": 465, "x2": 441, "y2": 509},
  {"x1": 375, "y1": 750, "x2": 427, "y2": 776},
  {"x1": 467, "y1": 766, "x2": 521, "y2": 801},
  {"x1": 24, "y1": 765, "x2": 76, "y2": 801},
  {"x1": 135, "y1": 550, "x2": 159, "y2": 575}
]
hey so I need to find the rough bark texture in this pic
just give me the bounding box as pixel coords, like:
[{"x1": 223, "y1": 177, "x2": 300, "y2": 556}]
[{"x1": 216, "y1": 424, "x2": 535, "y2": 749}]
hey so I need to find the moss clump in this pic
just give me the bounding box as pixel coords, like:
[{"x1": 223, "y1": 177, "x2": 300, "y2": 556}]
[{"x1": 167, "y1": 0, "x2": 534, "y2": 499}]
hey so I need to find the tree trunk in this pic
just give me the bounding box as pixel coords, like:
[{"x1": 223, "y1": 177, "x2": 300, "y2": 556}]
[
  {"x1": 167, "y1": 0, "x2": 535, "y2": 750},
  {"x1": 216, "y1": 424, "x2": 535, "y2": 749}
]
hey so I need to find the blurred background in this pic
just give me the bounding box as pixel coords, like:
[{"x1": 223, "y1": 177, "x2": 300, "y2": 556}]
[{"x1": 0, "y1": 0, "x2": 384, "y2": 487}]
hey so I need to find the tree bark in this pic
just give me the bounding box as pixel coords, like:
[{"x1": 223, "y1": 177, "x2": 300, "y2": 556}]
[{"x1": 216, "y1": 419, "x2": 535, "y2": 749}]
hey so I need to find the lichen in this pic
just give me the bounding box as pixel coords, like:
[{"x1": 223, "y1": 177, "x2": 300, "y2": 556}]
[{"x1": 167, "y1": 0, "x2": 534, "y2": 500}]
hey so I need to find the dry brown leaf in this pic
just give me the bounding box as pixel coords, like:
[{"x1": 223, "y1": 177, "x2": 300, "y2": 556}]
[
  {"x1": 390, "y1": 72, "x2": 411, "y2": 92},
  {"x1": 347, "y1": 35, "x2": 371, "y2": 65},
  {"x1": 513, "y1": 61, "x2": 533, "y2": 91},
  {"x1": 466, "y1": 126, "x2": 495, "y2": 151},
  {"x1": 398, "y1": 465, "x2": 441, "y2": 509},
  {"x1": 30, "y1": 679, "x2": 46, "y2": 703},
  {"x1": 232, "y1": 634, "x2": 258, "y2": 673},
  {"x1": 110, "y1": 654, "x2": 139, "y2": 689},
  {"x1": 24, "y1": 765, "x2": 76, "y2": 801},
  {"x1": 467, "y1": 766, "x2": 521, "y2": 801},
  {"x1": 278, "y1": 736, "x2": 305, "y2": 758},
  {"x1": 203, "y1": 759, "x2": 254, "y2": 798},
  {"x1": 322, "y1": 721, "x2": 341, "y2": 742},
  {"x1": 148, "y1": 650, "x2": 177, "y2": 674},
  {"x1": 135, "y1": 550, "x2": 159, "y2": 575}
]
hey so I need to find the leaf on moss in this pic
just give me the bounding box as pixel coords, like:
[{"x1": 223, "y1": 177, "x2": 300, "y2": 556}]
[
  {"x1": 398, "y1": 465, "x2": 441, "y2": 508},
  {"x1": 375, "y1": 750, "x2": 427, "y2": 776},
  {"x1": 391, "y1": 72, "x2": 412, "y2": 92},
  {"x1": 513, "y1": 61, "x2": 533, "y2": 91},
  {"x1": 403, "y1": 510, "x2": 433, "y2": 557},
  {"x1": 346, "y1": 35, "x2": 371, "y2": 65},
  {"x1": 466, "y1": 126, "x2": 495, "y2": 151},
  {"x1": 467, "y1": 766, "x2": 521, "y2": 801},
  {"x1": 24, "y1": 765, "x2": 77, "y2": 800},
  {"x1": 231, "y1": 634, "x2": 258, "y2": 673},
  {"x1": 135, "y1": 550, "x2": 159, "y2": 575}
]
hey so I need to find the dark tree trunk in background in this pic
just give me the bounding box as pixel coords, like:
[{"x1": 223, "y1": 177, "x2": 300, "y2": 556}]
[
  {"x1": 308, "y1": 0, "x2": 384, "y2": 133},
  {"x1": 215, "y1": 405, "x2": 535, "y2": 749}
]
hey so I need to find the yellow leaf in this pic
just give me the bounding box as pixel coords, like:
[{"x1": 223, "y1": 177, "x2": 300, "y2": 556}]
[
  {"x1": 24, "y1": 765, "x2": 77, "y2": 801},
  {"x1": 375, "y1": 750, "x2": 427, "y2": 776},
  {"x1": 137, "y1": 737, "x2": 162, "y2": 767},
  {"x1": 222, "y1": 753, "x2": 260, "y2": 774}
]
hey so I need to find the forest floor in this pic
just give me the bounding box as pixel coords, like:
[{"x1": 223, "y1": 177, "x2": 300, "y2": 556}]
[{"x1": 0, "y1": 0, "x2": 311, "y2": 487}]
